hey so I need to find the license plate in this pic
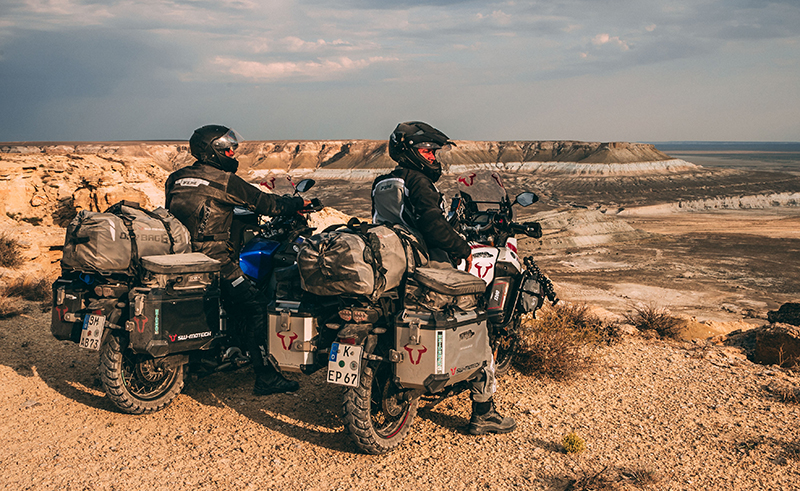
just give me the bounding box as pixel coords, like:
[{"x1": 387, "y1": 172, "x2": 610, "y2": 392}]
[
  {"x1": 327, "y1": 342, "x2": 362, "y2": 387},
  {"x1": 79, "y1": 314, "x2": 105, "y2": 350}
]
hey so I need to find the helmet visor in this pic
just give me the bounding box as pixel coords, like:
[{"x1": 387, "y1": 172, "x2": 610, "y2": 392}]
[{"x1": 211, "y1": 129, "x2": 243, "y2": 154}]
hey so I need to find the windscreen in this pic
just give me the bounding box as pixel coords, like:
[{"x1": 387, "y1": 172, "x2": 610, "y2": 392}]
[
  {"x1": 455, "y1": 171, "x2": 508, "y2": 210},
  {"x1": 258, "y1": 174, "x2": 297, "y2": 195}
]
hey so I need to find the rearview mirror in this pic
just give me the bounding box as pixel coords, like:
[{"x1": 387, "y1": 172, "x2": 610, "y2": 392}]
[
  {"x1": 295, "y1": 178, "x2": 315, "y2": 193},
  {"x1": 514, "y1": 191, "x2": 538, "y2": 207}
]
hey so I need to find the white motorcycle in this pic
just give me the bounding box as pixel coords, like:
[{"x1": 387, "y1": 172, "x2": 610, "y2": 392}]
[{"x1": 449, "y1": 171, "x2": 558, "y2": 375}]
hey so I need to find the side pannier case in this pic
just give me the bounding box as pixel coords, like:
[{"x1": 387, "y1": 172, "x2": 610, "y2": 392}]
[
  {"x1": 267, "y1": 300, "x2": 320, "y2": 374},
  {"x1": 127, "y1": 253, "x2": 221, "y2": 357},
  {"x1": 51, "y1": 277, "x2": 89, "y2": 341},
  {"x1": 393, "y1": 309, "x2": 492, "y2": 393}
]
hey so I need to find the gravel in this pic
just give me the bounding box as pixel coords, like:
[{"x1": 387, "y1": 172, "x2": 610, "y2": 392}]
[{"x1": 2, "y1": 308, "x2": 800, "y2": 490}]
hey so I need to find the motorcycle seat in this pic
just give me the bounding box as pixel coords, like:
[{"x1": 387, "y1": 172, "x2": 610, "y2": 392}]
[
  {"x1": 141, "y1": 253, "x2": 221, "y2": 274},
  {"x1": 413, "y1": 267, "x2": 486, "y2": 296}
]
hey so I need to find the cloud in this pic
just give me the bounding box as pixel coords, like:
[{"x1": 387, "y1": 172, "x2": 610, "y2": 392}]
[
  {"x1": 1, "y1": 0, "x2": 799, "y2": 141},
  {"x1": 591, "y1": 33, "x2": 630, "y2": 50},
  {"x1": 213, "y1": 55, "x2": 396, "y2": 81}
]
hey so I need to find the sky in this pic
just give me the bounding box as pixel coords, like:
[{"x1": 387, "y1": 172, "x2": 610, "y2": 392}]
[{"x1": 1, "y1": 0, "x2": 798, "y2": 142}]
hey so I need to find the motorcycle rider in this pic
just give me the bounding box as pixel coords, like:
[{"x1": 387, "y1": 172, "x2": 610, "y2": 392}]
[
  {"x1": 165, "y1": 124, "x2": 307, "y2": 395},
  {"x1": 371, "y1": 121, "x2": 517, "y2": 435}
]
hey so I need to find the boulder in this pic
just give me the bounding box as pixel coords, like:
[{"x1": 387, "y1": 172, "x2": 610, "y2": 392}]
[
  {"x1": 767, "y1": 302, "x2": 800, "y2": 326},
  {"x1": 754, "y1": 323, "x2": 800, "y2": 367}
]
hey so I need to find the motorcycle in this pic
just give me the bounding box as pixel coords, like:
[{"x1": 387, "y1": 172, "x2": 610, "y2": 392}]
[
  {"x1": 50, "y1": 178, "x2": 322, "y2": 414},
  {"x1": 321, "y1": 171, "x2": 558, "y2": 454},
  {"x1": 448, "y1": 171, "x2": 559, "y2": 375}
]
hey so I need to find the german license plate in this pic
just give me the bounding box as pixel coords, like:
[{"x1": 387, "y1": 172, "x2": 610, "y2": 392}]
[
  {"x1": 327, "y1": 342, "x2": 362, "y2": 387},
  {"x1": 79, "y1": 314, "x2": 105, "y2": 350}
]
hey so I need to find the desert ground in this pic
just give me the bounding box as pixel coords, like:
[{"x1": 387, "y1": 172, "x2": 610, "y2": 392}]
[{"x1": 1, "y1": 146, "x2": 799, "y2": 490}]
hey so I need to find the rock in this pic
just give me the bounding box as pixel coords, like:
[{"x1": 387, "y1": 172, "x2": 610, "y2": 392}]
[
  {"x1": 767, "y1": 303, "x2": 800, "y2": 326},
  {"x1": 30, "y1": 195, "x2": 48, "y2": 207},
  {"x1": 754, "y1": 323, "x2": 800, "y2": 367}
]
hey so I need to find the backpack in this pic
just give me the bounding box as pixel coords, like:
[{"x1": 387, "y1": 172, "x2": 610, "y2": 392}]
[
  {"x1": 61, "y1": 201, "x2": 191, "y2": 274},
  {"x1": 297, "y1": 223, "x2": 406, "y2": 299}
]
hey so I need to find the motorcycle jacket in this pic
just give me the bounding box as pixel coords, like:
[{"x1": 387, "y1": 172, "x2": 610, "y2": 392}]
[
  {"x1": 372, "y1": 167, "x2": 470, "y2": 261},
  {"x1": 165, "y1": 161, "x2": 304, "y2": 266}
]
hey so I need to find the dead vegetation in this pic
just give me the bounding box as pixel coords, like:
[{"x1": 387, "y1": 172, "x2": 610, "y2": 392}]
[
  {"x1": 558, "y1": 465, "x2": 660, "y2": 490},
  {"x1": 2, "y1": 276, "x2": 52, "y2": 303},
  {"x1": 514, "y1": 303, "x2": 619, "y2": 380},
  {"x1": 0, "y1": 296, "x2": 25, "y2": 319},
  {"x1": 0, "y1": 232, "x2": 24, "y2": 268},
  {"x1": 624, "y1": 304, "x2": 686, "y2": 339},
  {"x1": 0, "y1": 276, "x2": 52, "y2": 319}
]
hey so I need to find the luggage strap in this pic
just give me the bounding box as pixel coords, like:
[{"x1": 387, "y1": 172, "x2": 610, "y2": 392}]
[
  {"x1": 107, "y1": 201, "x2": 178, "y2": 254},
  {"x1": 347, "y1": 218, "x2": 390, "y2": 301},
  {"x1": 195, "y1": 233, "x2": 229, "y2": 242}
]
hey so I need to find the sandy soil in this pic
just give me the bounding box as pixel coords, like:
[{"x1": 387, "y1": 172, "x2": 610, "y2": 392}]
[
  {"x1": 3, "y1": 304, "x2": 800, "y2": 490},
  {"x1": 2, "y1": 161, "x2": 800, "y2": 490}
]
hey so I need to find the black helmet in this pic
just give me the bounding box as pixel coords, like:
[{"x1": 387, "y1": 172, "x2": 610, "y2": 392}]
[
  {"x1": 388, "y1": 121, "x2": 454, "y2": 182},
  {"x1": 189, "y1": 124, "x2": 243, "y2": 172}
]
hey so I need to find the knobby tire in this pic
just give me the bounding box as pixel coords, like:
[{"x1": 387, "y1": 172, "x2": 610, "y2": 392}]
[
  {"x1": 99, "y1": 332, "x2": 184, "y2": 414},
  {"x1": 342, "y1": 360, "x2": 418, "y2": 454}
]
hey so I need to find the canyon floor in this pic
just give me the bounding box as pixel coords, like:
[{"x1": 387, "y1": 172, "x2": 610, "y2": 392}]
[{"x1": 1, "y1": 154, "x2": 800, "y2": 490}]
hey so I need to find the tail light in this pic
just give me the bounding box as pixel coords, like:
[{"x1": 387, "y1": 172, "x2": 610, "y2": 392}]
[{"x1": 338, "y1": 309, "x2": 370, "y2": 323}]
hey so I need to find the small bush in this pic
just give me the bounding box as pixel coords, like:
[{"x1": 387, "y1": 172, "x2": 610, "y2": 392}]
[
  {"x1": 620, "y1": 467, "x2": 660, "y2": 488},
  {"x1": 624, "y1": 304, "x2": 686, "y2": 339},
  {"x1": 0, "y1": 296, "x2": 25, "y2": 319},
  {"x1": 0, "y1": 233, "x2": 24, "y2": 268},
  {"x1": 562, "y1": 432, "x2": 587, "y2": 454},
  {"x1": 772, "y1": 384, "x2": 800, "y2": 404},
  {"x1": 2, "y1": 276, "x2": 52, "y2": 303},
  {"x1": 514, "y1": 303, "x2": 606, "y2": 380},
  {"x1": 783, "y1": 441, "x2": 800, "y2": 462}
]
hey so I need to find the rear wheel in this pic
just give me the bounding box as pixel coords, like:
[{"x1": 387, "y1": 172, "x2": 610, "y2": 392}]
[
  {"x1": 100, "y1": 332, "x2": 184, "y2": 414},
  {"x1": 343, "y1": 360, "x2": 418, "y2": 454}
]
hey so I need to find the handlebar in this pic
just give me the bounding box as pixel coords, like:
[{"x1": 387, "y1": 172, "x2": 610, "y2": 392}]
[
  {"x1": 301, "y1": 198, "x2": 324, "y2": 213},
  {"x1": 510, "y1": 221, "x2": 542, "y2": 239}
]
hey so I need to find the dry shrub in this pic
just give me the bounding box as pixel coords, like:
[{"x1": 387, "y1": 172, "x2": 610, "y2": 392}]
[
  {"x1": 514, "y1": 303, "x2": 605, "y2": 380},
  {"x1": 2, "y1": 276, "x2": 52, "y2": 303},
  {"x1": 620, "y1": 467, "x2": 660, "y2": 488},
  {"x1": 783, "y1": 441, "x2": 800, "y2": 462},
  {"x1": 624, "y1": 304, "x2": 686, "y2": 339},
  {"x1": 563, "y1": 466, "x2": 615, "y2": 491},
  {"x1": 0, "y1": 233, "x2": 24, "y2": 269},
  {"x1": 772, "y1": 383, "x2": 800, "y2": 404},
  {"x1": 0, "y1": 296, "x2": 25, "y2": 319}
]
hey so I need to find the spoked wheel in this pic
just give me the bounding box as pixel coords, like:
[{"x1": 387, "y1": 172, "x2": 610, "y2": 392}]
[
  {"x1": 493, "y1": 317, "x2": 519, "y2": 377},
  {"x1": 100, "y1": 332, "x2": 184, "y2": 414},
  {"x1": 343, "y1": 360, "x2": 418, "y2": 454}
]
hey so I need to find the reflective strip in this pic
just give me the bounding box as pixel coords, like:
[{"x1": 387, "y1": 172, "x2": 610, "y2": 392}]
[
  {"x1": 231, "y1": 276, "x2": 245, "y2": 287},
  {"x1": 175, "y1": 178, "x2": 210, "y2": 187}
]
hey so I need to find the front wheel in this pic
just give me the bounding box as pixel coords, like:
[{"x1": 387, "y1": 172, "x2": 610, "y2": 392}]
[
  {"x1": 492, "y1": 317, "x2": 519, "y2": 378},
  {"x1": 342, "y1": 360, "x2": 418, "y2": 454},
  {"x1": 100, "y1": 332, "x2": 184, "y2": 414}
]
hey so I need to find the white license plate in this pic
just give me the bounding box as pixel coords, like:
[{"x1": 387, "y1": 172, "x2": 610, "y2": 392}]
[
  {"x1": 327, "y1": 342, "x2": 362, "y2": 387},
  {"x1": 79, "y1": 314, "x2": 105, "y2": 350}
]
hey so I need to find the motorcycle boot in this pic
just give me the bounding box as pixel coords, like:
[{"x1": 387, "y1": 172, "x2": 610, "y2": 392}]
[
  {"x1": 253, "y1": 364, "x2": 299, "y2": 396},
  {"x1": 468, "y1": 398, "x2": 517, "y2": 435}
]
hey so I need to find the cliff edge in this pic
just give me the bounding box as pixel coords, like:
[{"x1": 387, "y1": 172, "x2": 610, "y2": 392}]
[{"x1": 1, "y1": 140, "x2": 677, "y2": 175}]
